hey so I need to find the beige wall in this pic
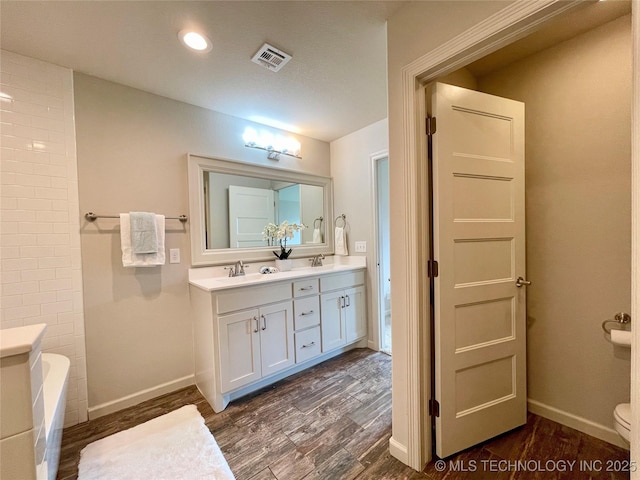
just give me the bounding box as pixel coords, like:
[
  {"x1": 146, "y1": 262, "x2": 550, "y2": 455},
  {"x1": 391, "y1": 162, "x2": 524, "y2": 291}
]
[
  {"x1": 74, "y1": 73, "x2": 330, "y2": 413},
  {"x1": 0, "y1": 51, "x2": 88, "y2": 427},
  {"x1": 477, "y1": 15, "x2": 632, "y2": 430},
  {"x1": 386, "y1": 0, "x2": 515, "y2": 457},
  {"x1": 330, "y1": 118, "x2": 388, "y2": 350}
]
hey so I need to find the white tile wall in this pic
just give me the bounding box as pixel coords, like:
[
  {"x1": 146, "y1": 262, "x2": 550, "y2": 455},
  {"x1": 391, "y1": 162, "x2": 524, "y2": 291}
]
[{"x1": 0, "y1": 50, "x2": 87, "y2": 426}]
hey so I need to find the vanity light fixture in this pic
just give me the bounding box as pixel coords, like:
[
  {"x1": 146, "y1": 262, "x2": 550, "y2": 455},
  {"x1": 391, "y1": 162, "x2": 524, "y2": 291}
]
[
  {"x1": 243, "y1": 127, "x2": 302, "y2": 160},
  {"x1": 178, "y1": 29, "x2": 212, "y2": 53}
]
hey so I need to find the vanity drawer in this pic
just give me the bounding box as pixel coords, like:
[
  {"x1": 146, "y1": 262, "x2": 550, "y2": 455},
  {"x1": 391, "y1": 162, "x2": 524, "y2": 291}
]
[
  {"x1": 294, "y1": 296, "x2": 320, "y2": 330},
  {"x1": 320, "y1": 270, "x2": 365, "y2": 292},
  {"x1": 216, "y1": 282, "x2": 291, "y2": 314},
  {"x1": 295, "y1": 326, "x2": 321, "y2": 364},
  {"x1": 293, "y1": 279, "x2": 319, "y2": 297}
]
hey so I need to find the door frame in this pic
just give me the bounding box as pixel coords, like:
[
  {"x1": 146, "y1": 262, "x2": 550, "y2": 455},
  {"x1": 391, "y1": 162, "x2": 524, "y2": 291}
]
[
  {"x1": 370, "y1": 150, "x2": 390, "y2": 353},
  {"x1": 391, "y1": 0, "x2": 640, "y2": 471}
]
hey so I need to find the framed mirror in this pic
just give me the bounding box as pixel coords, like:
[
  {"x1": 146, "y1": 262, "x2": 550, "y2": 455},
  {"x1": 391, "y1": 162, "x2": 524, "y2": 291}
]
[{"x1": 188, "y1": 154, "x2": 334, "y2": 266}]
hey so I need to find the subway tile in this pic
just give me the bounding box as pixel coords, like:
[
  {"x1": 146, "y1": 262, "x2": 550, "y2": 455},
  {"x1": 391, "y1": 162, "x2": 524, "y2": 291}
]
[
  {"x1": 11, "y1": 99, "x2": 50, "y2": 117},
  {"x1": 35, "y1": 186, "x2": 67, "y2": 200},
  {"x1": 36, "y1": 233, "x2": 70, "y2": 246},
  {"x1": 51, "y1": 200, "x2": 68, "y2": 211},
  {"x1": 41, "y1": 335, "x2": 59, "y2": 350},
  {"x1": 14, "y1": 173, "x2": 52, "y2": 187},
  {"x1": 33, "y1": 140, "x2": 65, "y2": 155},
  {"x1": 16, "y1": 197, "x2": 52, "y2": 211},
  {"x1": 1, "y1": 233, "x2": 37, "y2": 246},
  {"x1": 1, "y1": 318, "x2": 26, "y2": 329},
  {"x1": 13, "y1": 123, "x2": 49, "y2": 142},
  {"x1": 21, "y1": 267, "x2": 56, "y2": 282},
  {"x1": 19, "y1": 222, "x2": 53, "y2": 234},
  {"x1": 48, "y1": 153, "x2": 67, "y2": 166},
  {"x1": 22, "y1": 291, "x2": 57, "y2": 306},
  {"x1": 1, "y1": 209, "x2": 36, "y2": 222},
  {"x1": 15, "y1": 149, "x2": 50, "y2": 165},
  {"x1": 39, "y1": 277, "x2": 72, "y2": 292},
  {"x1": 38, "y1": 256, "x2": 70, "y2": 268},
  {"x1": 47, "y1": 321, "x2": 73, "y2": 337},
  {"x1": 0, "y1": 246, "x2": 20, "y2": 258},
  {"x1": 2, "y1": 257, "x2": 38, "y2": 271},
  {"x1": 1, "y1": 294, "x2": 23, "y2": 308},
  {"x1": 1, "y1": 109, "x2": 31, "y2": 127},
  {"x1": 57, "y1": 311, "x2": 75, "y2": 324},
  {"x1": 1, "y1": 280, "x2": 38, "y2": 295},
  {"x1": 0, "y1": 171, "x2": 17, "y2": 184},
  {"x1": 57, "y1": 333, "x2": 74, "y2": 347},
  {"x1": 1, "y1": 184, "x2": 35, "y2": 198},
  {"x1": 19, "y1": 246, "x2": 56, "y2": 259},
  {"x1": 55, "y1": 290, "x2": 72, "y2": 302},
  {"x1": 31, "y1": 115, "x2": 63, "y2": 133},
  {"x1": 54, "y1": 245, "x2": 70, "y2": 257},
  {"x1": 1, "y1": 270, "x2": 21, "y2": 284},
  {"x1": 37, "y1": 210, "x2": 67, "y2": 223},
  {"x1": 53, "y1": 223, "x2": 70, "y2": 234},
  {"x1": 40, "y1": 300, "x2": 72, "y2": 315},
  {"x1": 2, "y1": 159, "x2": 35, "y2": 175},
  {"x1": 0, "y1": 197, "x2": 18, "y2": 209},
  {"x1": 55, "y1": 267, "x2": 72, "y2": 279},
  {"x1": 1, "y1": 221, "x2": 18, "y2": 233},
  {"x1": 1, "y1": 133, "x2": 33, "y2": 150},
  {"x1": 0, "y1": 145, "x2": 16, "y2": 160},
  {"x1": 3, "y1": 303, "x2": 41, "y2": 321},
  {"x1": 50, "y1": 176, "x2": 67, "y2": 189}
]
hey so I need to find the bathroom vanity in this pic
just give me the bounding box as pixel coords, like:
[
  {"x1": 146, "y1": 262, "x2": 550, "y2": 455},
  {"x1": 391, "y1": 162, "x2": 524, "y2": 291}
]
[{"x1": 189, "y1": 257, "x2": 366, "y2": 412}]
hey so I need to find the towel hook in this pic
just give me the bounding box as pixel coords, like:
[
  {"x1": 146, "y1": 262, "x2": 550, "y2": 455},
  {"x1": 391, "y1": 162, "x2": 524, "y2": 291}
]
[{"x1": 335, "y1": 214, "x2": 346, "y2": 228}]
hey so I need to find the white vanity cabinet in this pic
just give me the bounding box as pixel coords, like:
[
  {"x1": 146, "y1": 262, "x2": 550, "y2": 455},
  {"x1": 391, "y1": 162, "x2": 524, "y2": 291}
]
[{"x1": 189, "y1": 262, "x2": 366, "y2": 413}]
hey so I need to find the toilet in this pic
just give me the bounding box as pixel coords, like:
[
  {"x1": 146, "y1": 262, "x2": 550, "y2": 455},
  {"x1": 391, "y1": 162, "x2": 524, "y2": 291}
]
[{"x1": 614, "y1": 403, "x2": 630, "y2": 444}]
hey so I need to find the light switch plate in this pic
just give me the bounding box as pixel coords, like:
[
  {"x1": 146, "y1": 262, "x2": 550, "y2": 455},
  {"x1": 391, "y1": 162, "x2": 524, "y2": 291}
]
[
  {"x1": 169, "y1": 248, "x2": 180, "y2": 264},
  {"x1": 355, "y1": 241, "x2": 367, "y2": 253}
]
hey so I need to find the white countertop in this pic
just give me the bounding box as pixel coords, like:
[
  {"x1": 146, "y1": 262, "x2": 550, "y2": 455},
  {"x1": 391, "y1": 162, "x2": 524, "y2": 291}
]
[
  {"x1": 0, "y1": 323, "x2": 47, "y2": 358},
  {"x1": 189, "y1": 255, "x2": 366, "y2": 292}
]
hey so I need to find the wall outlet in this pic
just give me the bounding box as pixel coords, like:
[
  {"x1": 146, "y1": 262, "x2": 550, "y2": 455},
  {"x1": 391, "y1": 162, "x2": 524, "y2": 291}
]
[
  {"x1": 169, "y1": 248, "x2": 180, "y2": 264},
  {"x1": 355, "y1": 241, "x2": 367, "y2": 253}
]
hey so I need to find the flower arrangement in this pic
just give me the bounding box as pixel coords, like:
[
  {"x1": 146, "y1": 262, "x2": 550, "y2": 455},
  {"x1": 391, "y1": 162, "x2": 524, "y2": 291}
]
[{"x1": 263, "y1": 221, "x2": 306, "y2": 259}]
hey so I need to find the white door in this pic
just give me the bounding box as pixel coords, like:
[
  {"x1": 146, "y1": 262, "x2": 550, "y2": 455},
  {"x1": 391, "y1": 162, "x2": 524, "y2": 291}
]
[
  {"x1": 431, "y1": 82, "x2": 527, "y2": 458},
  {"x1": 259, "y1": 301, "x2": 295, "y2": 377},
  {"x1": 228, "y1": 185, "x2": 275, "y2": 248}
]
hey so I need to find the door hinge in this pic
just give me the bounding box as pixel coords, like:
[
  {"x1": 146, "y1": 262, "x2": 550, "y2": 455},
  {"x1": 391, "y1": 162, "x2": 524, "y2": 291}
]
[
  {"x1": 426, "y1": 116, "x2": 437, "y2": 136},
  {"x1": 427, "y1": 259, "x2": 439, "y2": 278},
  {"x1": 429, "y1": 398, "x2": 440, "y2": 417}
]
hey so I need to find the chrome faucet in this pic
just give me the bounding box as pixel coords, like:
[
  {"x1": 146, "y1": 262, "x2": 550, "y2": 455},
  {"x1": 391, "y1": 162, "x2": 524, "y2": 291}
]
[
  {"x1": 225, "y1": 260, "x2": 248, "y2": 277},
  {"x1": 309, "y1": 254, "x2": 325, "y2": 267}
]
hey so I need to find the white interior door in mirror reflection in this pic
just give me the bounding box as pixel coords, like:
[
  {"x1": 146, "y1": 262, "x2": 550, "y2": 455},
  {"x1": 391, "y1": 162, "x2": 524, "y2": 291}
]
[{"x1": 228, "y1": 185, "x2": 275, "y2": 248}]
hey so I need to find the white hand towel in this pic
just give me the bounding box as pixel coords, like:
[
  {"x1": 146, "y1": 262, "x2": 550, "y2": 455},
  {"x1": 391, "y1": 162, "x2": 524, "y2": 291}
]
[
  {"x1": 120, "y1": 214, "x2": 166, "y2": 267},
  {"x1": 335, "y1": 226, "x2": 348, "y2": 256},
  {"x1": 312, "y1": 228, "x2": 322, "y2": 244},
  {"x1": 130, "y1": 211, "x2": 158, "y2": 254}
]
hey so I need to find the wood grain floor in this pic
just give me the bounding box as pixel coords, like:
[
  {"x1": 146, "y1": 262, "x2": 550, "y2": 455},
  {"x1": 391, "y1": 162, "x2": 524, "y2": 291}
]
[{"x1": 57, "y1": 349, "x2": 629, "y2": 480}]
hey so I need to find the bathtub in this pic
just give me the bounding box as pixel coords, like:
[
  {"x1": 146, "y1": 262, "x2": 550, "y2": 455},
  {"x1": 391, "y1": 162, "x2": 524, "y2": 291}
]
[{"x1": 41, "y1": 353, "x2": 70, "y2": 480}]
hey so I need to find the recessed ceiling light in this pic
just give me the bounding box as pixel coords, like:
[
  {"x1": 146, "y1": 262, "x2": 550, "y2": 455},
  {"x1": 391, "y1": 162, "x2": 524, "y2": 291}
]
[{"x1": 178, "y1": 29, "x2": 212, "y2": 53}]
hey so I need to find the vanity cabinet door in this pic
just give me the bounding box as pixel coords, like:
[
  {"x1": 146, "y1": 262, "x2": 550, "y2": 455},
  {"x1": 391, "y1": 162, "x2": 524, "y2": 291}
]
[
  {"x1": 218, "y1": 309, "x2": 261, "y2": 393},
  {"x1": 259, "y1": 301, "x2": 295, "y2": 377},
  {"x1": 345, "y1": 286, "x2": 366, "y2": 342},
  {"x1": 320, "y1": 291, "x2": 347, "y2": 352}
]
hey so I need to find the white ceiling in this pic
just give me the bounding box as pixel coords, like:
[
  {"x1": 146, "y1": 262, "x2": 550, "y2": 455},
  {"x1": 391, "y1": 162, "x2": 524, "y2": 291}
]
[
  {"x1": 0, "y1": 1, "x2": 406, "y2": 142},
  {"x1": 2, "y1": 1, "x2": 631, "y2": 143}
]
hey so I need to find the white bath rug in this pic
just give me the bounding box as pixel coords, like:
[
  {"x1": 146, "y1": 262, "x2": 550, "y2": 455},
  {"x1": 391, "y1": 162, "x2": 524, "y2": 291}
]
[{"x1": 78, "y1": 405, "x2": 235, "y2": 480}]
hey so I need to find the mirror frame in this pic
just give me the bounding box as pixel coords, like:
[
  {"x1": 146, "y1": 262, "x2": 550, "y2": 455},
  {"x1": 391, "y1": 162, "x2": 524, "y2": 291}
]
[{"x1": 188, "y1": 153, "x2": 334, "y2": 266}]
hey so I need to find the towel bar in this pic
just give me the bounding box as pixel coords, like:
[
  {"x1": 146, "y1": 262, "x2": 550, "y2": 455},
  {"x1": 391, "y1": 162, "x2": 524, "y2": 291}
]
[{"x1": 85, "y1": 212, "x2": 188, "y2": 223}]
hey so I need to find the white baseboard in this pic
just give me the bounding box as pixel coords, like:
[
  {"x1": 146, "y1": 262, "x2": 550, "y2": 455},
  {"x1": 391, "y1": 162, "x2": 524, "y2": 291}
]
[
  {"x1": 527, "y1": 398, "x2": 629, "y2": 450},
  {"x1": 88, "y1": 374, "x2": 195, "y2": 420},
  {"x1": 389, "y1": 436, "x2": 409, "y2": 464}
]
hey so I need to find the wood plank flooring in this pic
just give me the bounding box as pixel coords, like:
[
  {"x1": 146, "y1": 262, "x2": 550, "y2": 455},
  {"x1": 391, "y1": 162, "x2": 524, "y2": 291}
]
[{"x1": 57, "y1": 349, "x2": 629, "y2": 480}]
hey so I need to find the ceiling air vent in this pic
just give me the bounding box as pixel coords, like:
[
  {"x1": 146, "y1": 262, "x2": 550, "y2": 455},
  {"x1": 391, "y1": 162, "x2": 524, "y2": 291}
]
[{"x1": 251, "y1": 43, "x2": 292, "y2": 72}]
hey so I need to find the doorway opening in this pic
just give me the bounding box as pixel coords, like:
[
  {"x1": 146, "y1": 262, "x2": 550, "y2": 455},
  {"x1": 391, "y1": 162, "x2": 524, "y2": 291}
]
[{"x1": 375, "y1": 155, "x2": 391, "y2": 354}]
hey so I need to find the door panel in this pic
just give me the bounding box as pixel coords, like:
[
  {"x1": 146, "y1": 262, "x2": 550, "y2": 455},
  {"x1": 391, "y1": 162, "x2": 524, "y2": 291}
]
[
  {"x1": 259, "y1": 301, "x2": 295, "y2": 377},
  {"x1": 218, "y1": 309, "x2": 261, "y2": 393},
  {"x1": 431, "y1": 82, "x2": 526, "y2": 458},
  {"x1": 228, "y1": 185, "x2": 275, "y2": 248}
]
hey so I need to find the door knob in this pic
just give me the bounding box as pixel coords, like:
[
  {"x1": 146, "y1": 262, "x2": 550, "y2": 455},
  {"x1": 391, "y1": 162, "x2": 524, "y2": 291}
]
[{"x1": 516, "y1": 276, "x2": 531, "y2": 288}]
